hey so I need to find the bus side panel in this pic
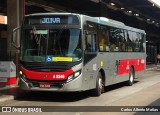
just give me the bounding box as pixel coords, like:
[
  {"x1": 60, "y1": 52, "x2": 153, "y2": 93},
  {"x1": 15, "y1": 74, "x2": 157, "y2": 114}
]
[
  {"x1": 115, "y1": 53, "x2": 146, "y2": 83},
  {"x1": 97, "y1": 53, "x2": 116, "y2": 86},
  {"x1": 97, "y1": 52, "x2": 146, "y2": 85},
  {"x1": 117, "y1": 58, "x2": 145, "y2": 75},
  {"x1": 82, "y1": 57, "x2": 98, "y2": 91}
]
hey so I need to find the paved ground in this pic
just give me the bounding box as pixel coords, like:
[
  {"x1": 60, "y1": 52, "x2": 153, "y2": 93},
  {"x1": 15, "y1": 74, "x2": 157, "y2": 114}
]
[
  {"x1": 0, "y1": 64, "x2": 160, "y2": 115},
  {"x1": 0, "y1": 64, "x2": 158, "y2": 102}
]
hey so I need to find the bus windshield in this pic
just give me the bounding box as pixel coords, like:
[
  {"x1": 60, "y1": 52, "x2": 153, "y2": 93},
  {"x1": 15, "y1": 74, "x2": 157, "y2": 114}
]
[{"x1": 20, "y1": 28, "x2": 82, "y2": 62}]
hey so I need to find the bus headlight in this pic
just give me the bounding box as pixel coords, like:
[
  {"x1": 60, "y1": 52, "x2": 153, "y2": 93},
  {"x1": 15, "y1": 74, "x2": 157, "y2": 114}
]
[
  {"x1": 67, "y1": 74, "x2": 74, "y2": 83},
  {"x1": 74, "y1": 71, "x2": 81, "y2": 77},
  {"x1": 19, "y1": 71, "x2": 23, "y2": 75},
  {"x1": 66, "y1": 70, "x2": 81, "y2": 83}
]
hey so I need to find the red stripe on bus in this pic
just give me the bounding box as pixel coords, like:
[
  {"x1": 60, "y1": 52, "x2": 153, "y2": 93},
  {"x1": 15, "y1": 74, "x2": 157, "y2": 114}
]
[
  {"x1": 117, "y1": 58, "x2": 145, "y2": 75},
  {"x1": 22, "y1": 68, "x2": 74, "y2": 81}
]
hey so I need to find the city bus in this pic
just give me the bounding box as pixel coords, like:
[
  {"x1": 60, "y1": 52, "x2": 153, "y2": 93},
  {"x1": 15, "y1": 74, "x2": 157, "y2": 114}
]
[{"x1": 15, "y1": 13, "x2": 146, "y2": 96}]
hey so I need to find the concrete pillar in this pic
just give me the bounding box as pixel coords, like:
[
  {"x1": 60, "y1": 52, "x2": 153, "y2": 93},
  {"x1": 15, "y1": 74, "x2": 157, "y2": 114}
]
[
  {"x1": 7, "y1": 0, "x2": 25, "y2": 80},
  {"x1": 7, "y1": 0, "x2": 24, "y2": 61}
]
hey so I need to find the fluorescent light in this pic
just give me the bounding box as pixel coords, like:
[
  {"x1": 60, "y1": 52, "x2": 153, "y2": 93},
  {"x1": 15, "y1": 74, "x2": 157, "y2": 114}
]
[
  {"x1": 110, "y1": 3, "x2": 115, "y2": 6},
  {"x1": 148, "y1": 0, "x2": 160, "y2": 8},
  {"x1": 146, "y1": 19, "x2": 152, "y2": 24},
  {"x1": 147, "y1": 19, "x2": 150, "y2": 21},
  {"x1": 124, "y1": 11, "x2": 133, "y2": 16},
  {"x1": 134, "y1": 14, "x2": 139, "y2": 16},
  {"x1": 106, "y1": 4, "x2": 118, "y2": 10},
  {"x1": 127, "y1": 11, "x2": 132, "y2": 13}
]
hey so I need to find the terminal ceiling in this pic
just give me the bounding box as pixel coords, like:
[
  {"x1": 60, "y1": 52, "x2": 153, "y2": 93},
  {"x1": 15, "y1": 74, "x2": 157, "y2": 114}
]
[{"x1": 25, "y1": 0, "x2": 160, "y2": 43}]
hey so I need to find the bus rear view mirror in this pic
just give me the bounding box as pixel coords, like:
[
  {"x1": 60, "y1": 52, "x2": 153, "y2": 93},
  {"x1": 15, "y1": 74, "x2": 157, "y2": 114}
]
[{"x1": 12, "y1": 27, "x2": 20, "y2": 49}]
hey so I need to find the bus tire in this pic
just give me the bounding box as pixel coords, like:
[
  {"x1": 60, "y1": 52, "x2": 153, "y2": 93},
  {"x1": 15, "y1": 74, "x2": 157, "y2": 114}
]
[
  {"x1": 92, "y1": 72, "x2": 104, "y2": 96},
  {"x1": 127, "y1": 67, "x2": 134, "y2": 86}
]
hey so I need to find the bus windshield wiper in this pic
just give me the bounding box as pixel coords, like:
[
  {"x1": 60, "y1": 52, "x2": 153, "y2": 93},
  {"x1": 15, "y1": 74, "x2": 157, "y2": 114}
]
[{"x1": 56, "y1": 25, "x2": 66, "y2": 56}]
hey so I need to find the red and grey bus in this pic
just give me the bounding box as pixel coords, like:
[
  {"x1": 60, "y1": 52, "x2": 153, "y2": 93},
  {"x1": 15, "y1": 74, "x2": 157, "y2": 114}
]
[{"x1": 14, "y1": 13, "x2": 146, "y2": 96}]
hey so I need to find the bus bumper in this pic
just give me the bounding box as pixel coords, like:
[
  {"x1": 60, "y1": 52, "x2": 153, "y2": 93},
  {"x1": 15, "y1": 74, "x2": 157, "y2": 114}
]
[{"x1": 19, "y1": 75, "x2": 83, "y2": 92}]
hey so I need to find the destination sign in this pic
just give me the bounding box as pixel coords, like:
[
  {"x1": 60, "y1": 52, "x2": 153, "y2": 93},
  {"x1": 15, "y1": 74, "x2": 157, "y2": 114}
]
[
  {"x1": 41, "y1": 18, "x2": 61, "y2": 24},
  {"x1": 24, "y1": 15, "x2": 79, "y2": 25}
]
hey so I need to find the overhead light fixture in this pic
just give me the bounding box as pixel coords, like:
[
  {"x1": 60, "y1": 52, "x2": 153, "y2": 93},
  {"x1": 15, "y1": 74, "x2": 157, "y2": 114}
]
[
  {"x1": 106, "y1": 4, "x2": 118, "y2": 11},
  {"x1": 134, "y1": 14, "x2": 139, "y2": 16},
  {"x1": 152, "y1": 21, "x2": 155, "y2": 23},
  {"x1": 148, "y1": 0, "x2": 160, "y2": 8},
  {"x1": 124, "y1": 11, "x2": 133, "y2": 16},
  {"x1": 110, "y1": 3, "x2": 115, "y2": 6},
  {"x1": 147, "y1": 19, "x2": 150, "y2": 21},
  {"x1": 121, "y1": 7, "x2": 125, "y2": 10},
  {"x1": 146, "y1": 19, "x2": 152, "y2": 24},
  {"x1": 127, "y1": 10, "x2": 132, "y2": 13}
]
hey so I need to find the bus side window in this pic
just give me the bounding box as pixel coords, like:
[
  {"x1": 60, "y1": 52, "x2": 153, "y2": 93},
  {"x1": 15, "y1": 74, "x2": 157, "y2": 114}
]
[
  {"x1": 85, "y1": 32, "x2": 97, "y2": 53},
  {"x1": 140, "y1": 33, "x2": 146, "y2": 52},
  {"x1": 109, "y1": 27, "x2": 119, "y2": 52},
  {"x1": 126, "y1": 31, "x2": 133, "y2": 52},
  {"x1": 98, "y1": 25, "x2": 110, "y2": 52}
]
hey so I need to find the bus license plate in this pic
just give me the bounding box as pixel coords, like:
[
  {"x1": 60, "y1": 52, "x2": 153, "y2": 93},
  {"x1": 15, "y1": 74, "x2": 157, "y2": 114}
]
[{"x1": 39, "y1": 83, "x2": 51, "y2": 88}]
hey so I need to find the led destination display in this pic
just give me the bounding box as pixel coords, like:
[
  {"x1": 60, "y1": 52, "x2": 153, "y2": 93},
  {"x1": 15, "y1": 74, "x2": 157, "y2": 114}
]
[{"x1": 24, "y1": 15, "x2": 80, "y2": 25}]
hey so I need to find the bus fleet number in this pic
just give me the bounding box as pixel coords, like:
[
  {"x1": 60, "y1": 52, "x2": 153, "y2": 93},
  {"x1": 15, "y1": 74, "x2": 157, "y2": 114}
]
[{"x1": 53, "y1": 75, "x2": 65, "y2": 79}]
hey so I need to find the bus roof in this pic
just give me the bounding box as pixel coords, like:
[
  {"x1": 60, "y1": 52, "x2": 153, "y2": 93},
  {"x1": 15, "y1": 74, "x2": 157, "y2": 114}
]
[
  {"x1": 25, "y1": 13, "x2": 81, "y2": 17},
  {"x1": 84, "y1": 15, "x2": 145, "y2": 33},
  {"x1": 25, "y1": 13, "x2": 145, "y2": 34}
]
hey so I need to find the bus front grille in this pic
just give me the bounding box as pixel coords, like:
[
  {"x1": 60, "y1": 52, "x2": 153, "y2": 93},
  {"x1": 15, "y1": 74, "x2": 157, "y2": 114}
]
[
  {"x1": 20, "y1": 61, "x2": 80, "y2": 72},
  {"x1": 26, "y1": 79, "x2": 65, "y2": 88}
]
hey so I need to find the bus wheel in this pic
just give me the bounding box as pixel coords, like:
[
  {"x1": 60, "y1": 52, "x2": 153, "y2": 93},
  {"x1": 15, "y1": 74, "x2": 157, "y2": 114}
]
[
  {"x1": 127, "y1": 67, "x2": 134, "y2": 86},
  {"x1": 92, "y1": 72, "x2": 104, "y2": 96}
]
